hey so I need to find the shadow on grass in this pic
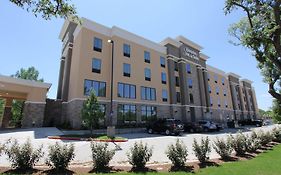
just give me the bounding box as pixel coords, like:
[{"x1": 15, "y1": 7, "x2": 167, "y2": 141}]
[
  {"x1": 129, "y1": 167, "x2": 157, "y2": 173},
  {"x1": 199, "y1": 161, "x2": 220, "y2": 169},
  {"x1": 219, "y1": 156, "x2": 238, "y2": 162},
  {"x1": 237, "y1": 153, "x2": 255, "y2": 160},
  {"x1": 3, "y1": 168, "x2": 41, "y2": 175},
  {"x1": 89, "y1": 166, "x2": 124, "y2": 174},
  {"x1": 169, "y1": 165, "x2": 194, "y2": 173},
  {"x1": 43, "y1": 169, "x2": 75, "y2": 175}
]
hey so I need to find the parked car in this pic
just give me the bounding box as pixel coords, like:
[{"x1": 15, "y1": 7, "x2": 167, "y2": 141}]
[
  {"x1": 184, "y1": 122, "x2": 203, "y2": 133},
  {"x1": 147, "y1": 118, "x2": 184, "y2": 135},
  {"x1": 238, "y1": 119, "x2": 263, "y2": 127},
  {"x1": 198, "y1": 120, "x2": 217, "y2": 132},
  {"x1": 214, "y1": 122, "x2": 224, "y2": 131}
]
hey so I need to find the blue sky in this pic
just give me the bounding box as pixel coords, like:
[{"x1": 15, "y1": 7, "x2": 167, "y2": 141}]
[{"x1": 0, "y1": 0, "x2": 271, "y2": 110}]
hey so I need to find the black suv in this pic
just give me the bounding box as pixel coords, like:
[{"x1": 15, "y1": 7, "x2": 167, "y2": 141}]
[
  {"x1": 147, "y1": 118, "x2": 184, "y2": 135},
  {"x1": 238, "y1": 119, "x2": 263, "y2": 127}
]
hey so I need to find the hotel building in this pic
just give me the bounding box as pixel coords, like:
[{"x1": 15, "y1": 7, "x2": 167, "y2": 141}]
[{"x1": 57, "y1": 18, "x2": 259, "y2": 129}]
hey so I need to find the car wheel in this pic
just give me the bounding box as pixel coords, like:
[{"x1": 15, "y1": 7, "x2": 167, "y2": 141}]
[
  {"x1": 148, "y1": 128, "x2": 153, "y2": 134},
  {"x1": 190, "y1": 128, "x2": 194, "y2": 133},
  {"x1": 165, "y1": 129, "x2": 171, "y2": 135}
]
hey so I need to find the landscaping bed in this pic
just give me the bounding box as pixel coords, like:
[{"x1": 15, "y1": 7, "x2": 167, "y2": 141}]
[{"x1": 48, "y1": 134, "x2": 128, "y2": 142}]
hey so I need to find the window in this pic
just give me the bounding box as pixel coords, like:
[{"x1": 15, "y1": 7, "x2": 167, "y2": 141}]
[
  {"x1": 118, "y1": 83, "x2": 136, "y2": 99},
  {"x1": 161, "y1": 72, "x2": 167, "y2": 84},
  {"x1": 123, "y1": 63, "x2": 131, "y2": 77},
  {"x1": 210, "y1": 97, "x2": 213, "y2": 106},
  {"x1": 117, "y1": 104, "x2": 136, "y2": 125},
  {"x1": 187, "y1": 78, "x2": 193, "y2": 88},
  {"x1": 175, "y1": 76, "x2": 180, "y2": 87},
  {"x1": 145, "y1": 68, "x2": 151, "y2": 81},
  {"x1": 225, "y1": 100, "x2": 228, "y2": 108},
  {"x1": 92, "y1": 58, "x2": 101, "y2": 73},
  {"x1": 123, "y1": 44, "x2": 131, "y2": 57},
  {"x1": 223, "y1": 89, "x2": 227, "y2": 96},
  {"x1": 218, "y1": 98, "x2": 221, "y2": 107},
  {"x1": 162, "y1": 89, "x2": 168, "y2": 102},
  {"x1": 216, "y1": 86, "x2": 220, "y2": 95},
  {"x1": 222, "y1": 78, "x2": 225, "y2": 85},
  {"x1": 176, "y1": 92, "x2": 181, "y2": 103},
  {"x1": 207, "y1": 73, "x2": 210, "y2": 81},
  {"x1": 208, "y1": 85, "x2": 212, "y2": 93},
  {"x1": 141, "y1": 86, "x2": 156, "y2": 101},
  {"x1": 214, "y1": 74, "x2": 218, "y2": 83},
  {"x1": 93, "y1": 37, "x2": 102, "y2": 52},
  {"x1": 144, "y1": 51, "x2": 150, "y2": 63},
  {"x1": 174, "y1": 62, "x2": 179, "y2": 71},
  {"x1": 160, "y1": 56, "x2": 166, "y2": 68},
  {"x1": 141, "y1": 106, "x2": 157, "y2": 123},
  {"x1": 186, "y1": 64, "x2": 191, "y2": 74},
  {"x1": 189, "y1": 93, "x2": 194, "y2": 104},
  {"x1": 84, "y1": 79, "x2": 106, "y2": 97}
]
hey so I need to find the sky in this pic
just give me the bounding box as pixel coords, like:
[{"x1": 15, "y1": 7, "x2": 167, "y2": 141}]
[{"x1": 0, "y1": 0, "x2": 272, "y2": 110}]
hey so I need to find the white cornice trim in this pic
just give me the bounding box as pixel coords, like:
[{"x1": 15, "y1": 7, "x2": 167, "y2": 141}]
[
  {"x1": 175, "y1": 35, "x2": 203, "y2": 50},
  {"x1": 241, "y1": 79, "x2": 253, "y2": 84},
  {"x1": 0, "y1": 75, "x2": 51, "y2": 90},
  {"x1": 59, "y1": 20, "x2": 70, "y2": 40},
  {"x1": 159, "y1": 37, "x2": 182, "y2": 48},
  {"x1": 226, "y1": 72, "x2": 241, "y2": 79},
  {"x1": 207, "y1": 65, "x2": 226, "y2": 76},
  {"x1": 199, "y1": 53, "x2": 209, "y2": 60}
]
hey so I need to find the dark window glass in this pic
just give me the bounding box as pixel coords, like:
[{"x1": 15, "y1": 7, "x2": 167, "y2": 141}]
[
  {"x1": 174, "y1": 62, "x2": 179, "y2": 71},
  {"x1": 117, "y1": 82, "x2": 136, "y2": 99},
  {"x1": 141, "y1": 87, "x2": 146, "y2": 100},
  {"x1": 123, "y1": 63, "x2": 131, "y2": 77},
  {"x1": 189, "y1": 93, "x2": 194, "y2": 104},
  {"x1": 141, "y1": 106, "x2": 157, "y2": 123},
  {"x1": 123, "y1": 44, "x2": 131, "y2": 57},
  {"x1": 216, "y1": 87, "x2": 220, "y2": 95},
  {"x1": 176, "y1": 92, "x2": 181, "y2": 103},
  {"x1": 151, "y1": 88, "x2": 156, "y2": 101},
  {"x1": 186, "y1": 64, "x2": 191, "y2": 74},
  {"x1": 160, "y1": 56, "x2": 166, "y2": 67},
  {"x1": 187, "y1": 78, "x2": 193, "y2": 88},
  {"x1": 207, "y1": 73, "x2": 210, "y2": 81},
  {"x1": 84, "y1": 79, "x2": 106, "y2": 97},
  {"x1": 93, "y1": 37, "x2": 102, "y2": 52},
  {"x1": 92, "y1": 58, "x2": 101, "y2": 73},
  {"x1": 161, "y1": 72, "x2": 166, "y2": 84},
  {"x1": 146, "y1": 87, "x2": 151, "y2": 100},
  {"x1": 145, "y1": 68, "x2": 151, "y2": 81},
  {"x1": 223, "y1": 89, "x2": 227, "y2": 96},
  {"x1": 218, "y1": 98, "x2": 221, "y2": 107},
  {"x1": 141, "y1": 86, "x2": 156, "y2": 101},
  {"x1": 210, "y1": 97, "x2": 213, "y2": 106},
  {"x1": 208, "y1": 85, "x2": 211, "y2": 93},
  {"x1": 162, "y1": 89, "x2": 168, "y2": 102},
  {"x1": 144, "y1": 51, "x2": 150, "y2": 63},
  {"x1": 117, "y1": 104, "x2": 136, "y2": 125},
  {"x1": 222, "y1": 77, "x2": 225, "y2": 85},
  {"x1": 214, "y1": 75, "x2": 218, "y2": 83},
  {"x1": 175, "y1": 76, "x2": 180, "y2": 87}
]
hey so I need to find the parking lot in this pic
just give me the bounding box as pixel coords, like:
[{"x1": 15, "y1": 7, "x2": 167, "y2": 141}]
[{"x1": 0, "y1": 125, "x2": 278, "y2": 167}]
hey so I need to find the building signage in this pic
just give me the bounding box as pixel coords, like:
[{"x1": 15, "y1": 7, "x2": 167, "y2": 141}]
[{"x1": 183, "y1": 47, "x2": 199, "y2": 60}]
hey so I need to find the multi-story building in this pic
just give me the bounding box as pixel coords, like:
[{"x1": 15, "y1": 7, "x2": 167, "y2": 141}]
[{"x1": 58, "y1": 17, "x2": 259, "y2": 129}]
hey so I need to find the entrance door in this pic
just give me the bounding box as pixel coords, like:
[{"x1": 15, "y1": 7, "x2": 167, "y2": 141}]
[{"x1": 190, "y1": 107, "x2": 196, "y2": 122}]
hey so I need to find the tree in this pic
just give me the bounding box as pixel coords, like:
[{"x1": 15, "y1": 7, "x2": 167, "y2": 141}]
[
  {"x1": 81, "y1": 91, "x2": 103, "y2": 135},
  {"x1": 0, "y1": 99, "x2": 5, "y2": 119},
  {"x1": 225, "y1": 0, "x2": 281, "y2": 103},
  {"x1": 11, "y1": 66, "x2": 44, "y2": 127},
  {"x1": 271, "y1": 99, "x2": 281, "y2": 122},
  {"x1": 9, "y1": 0, "x2": 77, "y2": 20}
]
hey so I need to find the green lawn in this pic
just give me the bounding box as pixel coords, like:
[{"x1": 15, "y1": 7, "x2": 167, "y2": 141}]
[{"x1": 112, "y1": 144, "x2": 281, "y2": 175}]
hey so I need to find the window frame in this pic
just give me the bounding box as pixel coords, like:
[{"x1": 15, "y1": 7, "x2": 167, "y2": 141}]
[
  {"x1": 92, "y1": 58, "x2": 101, "y2": 73},
  {"x1": 123, "y1": 63, "x2": 131, "y2": 77},
  {"x1": 123, "y1": 43, "x2": 131, "y2": 57},
  {"x1": 93, "y1": 37, "x2": 102, "y2": 52}
]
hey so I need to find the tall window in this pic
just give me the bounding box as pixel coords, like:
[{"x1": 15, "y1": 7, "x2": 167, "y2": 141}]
[
  {"x1": 218, "y1": 98, "x2": 221, "y2": 107},
  {"x1": 175, "y1": 76, "x2": 180, "y2": 87},
  {"x1": 118, "y1": 83, "x2": 136, "y2": 99},
  {"x1": 225, "y1": 100, "x2": 228, "y2": 108},
  {"x1": 144, "y1": 51, "x2": 150, "y2": 63},
  {"x1": 222, "y1": 77, "x2": 225, "y2": 85},
  {"x1": 216, "y1": 86, "x2": 220, "y2": 95},
  {"x1": 189, "y1": 93, "x2": 194, "y2": 104},
  {"x1": 141, "y1": 106, "x2": 157, "y2": 123},
  {"x1": 162, "y1": 89, "x2": 168, "y2": 102},
  {"x1": 161, "y1": 72, "x2": 167, "y2": 84},
  {"x1": 84, "y1": 79, "x2": 106, "y2": 97},
  {"x1": 117, "y1": 104, "x2": 136, "y2": 125},
  {"x1": 187, "y1": 78, "x2": 193, "y2": 88},
  {"x1": 207, "y1": 73, "x2": 210, "y2": 81},
  {"x1": 123, "y1": 63, "x2": 131, "y2": 77},
  {"x1": 186, "y1": 64, "x2": 191, "y2": 74},
  {"x1": 176, "y1": 92, "x2": 181, "y2": 103},
  {"x1": 210, "y1": 97, "x2": 213, "y2": 106},
  {"x1": 174, "y1": 62, "x2": 179, "y2": 71},
  {"x1": 208, "y1": 85, "x2": 212, "y2": 93},
  {"x1": 92, "y1": 58, "x2": 101, "y2": 73},
  {"x1": 141, "y1": 86, "x2": 156, "y2": 101},
  {"x1": 223, "y1": 89, "x2": 227, "y2": 96},
  {"x1": 145, "y1": 68, "x2": 151, "y2": 81},
  {"x1": 93, "y1": 37, "x2": 102, "y2": 52},
  {"x1": 123, "y1": 44, "x2": 131, "y2": 57},
  {"x1": 214, "y1": 74, "x2": 218, "y2": 83},
  {"x1": 160, "y1": 56, "x2": 166, "y2": 68}
]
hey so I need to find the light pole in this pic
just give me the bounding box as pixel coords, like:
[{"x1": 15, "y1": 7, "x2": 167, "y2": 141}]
[{"x1": 107, "y1": 39, "x2": 115, "y2": 137}]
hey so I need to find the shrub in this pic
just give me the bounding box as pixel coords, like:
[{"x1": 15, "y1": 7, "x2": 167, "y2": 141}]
[
  {"x1": 258, "y1": 130, "x2": 273, "y2": 146},
  {"x1": 5, "y1": 139, "x2": 43, "y2": 170},
  {"x1": 127, "y1": 141, "x2": 153, "y2": 170},
  {"x1": 272, "y1": 127, "x2": 281, "y2": 142},
  {"x1": 91, "y1": 142, "x2": 115, "y2": 172},
  {"x1": 46, "y1": 142, "x2": 75, "y2": 171},
  {"x1": 166, "y1": 139, "x2": 188, "y2": 168},
  {"x1": 245, "y1": 131, "x2": 261, "y2": 153},
  {"x1": 213, "y1": 137, "x2": 233, "y2": 160},
  {"x1": 230, "y1": 131, "x2": 247, "y2": 156},
  {"x1": 193, "y1": 137, "x2": 211, "y2": 163}
]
